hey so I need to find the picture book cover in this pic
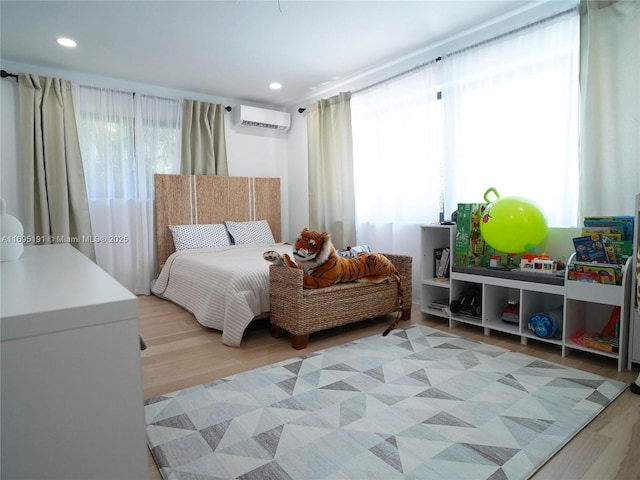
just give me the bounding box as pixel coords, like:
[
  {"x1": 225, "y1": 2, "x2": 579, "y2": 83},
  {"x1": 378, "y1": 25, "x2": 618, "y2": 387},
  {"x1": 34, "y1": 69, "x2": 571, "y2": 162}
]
[{"x1": 572, "y1": 234, "x2": 611, "y2": 263}]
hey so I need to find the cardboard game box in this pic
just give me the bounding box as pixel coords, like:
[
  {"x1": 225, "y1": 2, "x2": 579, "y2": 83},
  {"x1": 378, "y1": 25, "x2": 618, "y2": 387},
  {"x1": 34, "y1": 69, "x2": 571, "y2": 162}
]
[{"x1": 455, "y1": 203, "x2": 489, "y2": 267}]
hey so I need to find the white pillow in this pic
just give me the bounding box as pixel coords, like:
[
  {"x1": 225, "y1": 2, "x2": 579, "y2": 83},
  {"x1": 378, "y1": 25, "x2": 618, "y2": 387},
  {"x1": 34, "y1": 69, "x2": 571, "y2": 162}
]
[
  {"x1": 169, "y1": 224, "x2": 231, "y2": 250},
  {"x1": 225, "y1": 220, "x2": 275, "y2": 245}
]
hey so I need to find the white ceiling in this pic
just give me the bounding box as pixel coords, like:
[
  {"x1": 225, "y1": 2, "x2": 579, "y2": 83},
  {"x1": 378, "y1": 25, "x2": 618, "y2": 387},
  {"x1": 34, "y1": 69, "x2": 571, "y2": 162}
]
[{"x1": 1, "y1": 1, "x2": 566, "y2": 108}]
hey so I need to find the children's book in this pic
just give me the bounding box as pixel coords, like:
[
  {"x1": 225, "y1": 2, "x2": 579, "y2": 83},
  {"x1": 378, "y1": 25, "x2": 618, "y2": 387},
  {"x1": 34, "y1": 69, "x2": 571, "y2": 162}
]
[
  {"x1": 583, "y1": 216, "x2": 634, "y2": 241},
  {"x1": 568, "y1": 261, "x2": 622, "y2": 284},
  {"x1": 434, "y1": 248, "x2": 444, "y2": 278},
  {"x1": 567, "y1": 270, "x2": 602, "y2": 283},
  {"x1": 571, "y1": 330, "x2": 619, "y2": 352},
  {"x1": 606, "y1": 239, "x2": 633, "y2": 264},
  {"x1": 581, "y1": 229, "x2": 622, "y2": 241},
  {"x1": 437, "y1": 248, "x2": 450, "y2": 279},
  {"x1": 572, "y1": 234, "x2": 611, "y2": 263},
  {"x1": 582, "y1": 333, "x2": 619, "y2": 353}
]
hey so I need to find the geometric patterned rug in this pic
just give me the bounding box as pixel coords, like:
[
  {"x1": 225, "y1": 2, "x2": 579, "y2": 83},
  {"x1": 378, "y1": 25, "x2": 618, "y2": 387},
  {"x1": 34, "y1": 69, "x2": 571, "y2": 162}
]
[{"x1": 145, "y1": 325, "x2": 627, "y2": 480}]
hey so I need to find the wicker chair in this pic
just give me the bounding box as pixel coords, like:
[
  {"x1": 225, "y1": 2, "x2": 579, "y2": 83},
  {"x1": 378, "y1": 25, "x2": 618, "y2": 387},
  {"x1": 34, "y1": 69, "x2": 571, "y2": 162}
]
[{"x1": 269, "y1": 254, "x2": 412, "y2": 349}]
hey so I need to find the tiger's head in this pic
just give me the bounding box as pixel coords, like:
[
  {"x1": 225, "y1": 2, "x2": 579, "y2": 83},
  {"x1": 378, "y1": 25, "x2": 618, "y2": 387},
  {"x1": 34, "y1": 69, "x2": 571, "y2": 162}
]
[{"x1": 292, "y1": 228, "x2": 334, "y2": 267}]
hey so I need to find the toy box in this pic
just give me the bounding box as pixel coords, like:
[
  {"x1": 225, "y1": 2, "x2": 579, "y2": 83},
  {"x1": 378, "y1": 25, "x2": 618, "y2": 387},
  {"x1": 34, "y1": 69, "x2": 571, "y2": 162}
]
[{"x1": 454, "y1": 203, "x2": 489, "y2": 267}]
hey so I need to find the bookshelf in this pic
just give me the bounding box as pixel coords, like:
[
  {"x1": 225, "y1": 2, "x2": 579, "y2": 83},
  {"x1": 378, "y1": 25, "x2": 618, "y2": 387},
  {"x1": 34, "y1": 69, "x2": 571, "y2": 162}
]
[
  {"x1": 420, "y1": 224, "x2": 456, "y2": 319},
  {"x1": 564, "y1": 253, "x2": 633, "y2": 370},
  {"x1": 421, "y1": 225, "x2": 634, "y2": 371}
]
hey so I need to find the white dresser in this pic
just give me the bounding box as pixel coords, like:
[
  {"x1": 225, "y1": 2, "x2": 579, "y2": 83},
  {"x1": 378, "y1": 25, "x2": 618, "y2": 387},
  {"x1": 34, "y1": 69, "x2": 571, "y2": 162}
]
[{"x1": 1, "y1": 244, "x2": 148, "y2": 479}]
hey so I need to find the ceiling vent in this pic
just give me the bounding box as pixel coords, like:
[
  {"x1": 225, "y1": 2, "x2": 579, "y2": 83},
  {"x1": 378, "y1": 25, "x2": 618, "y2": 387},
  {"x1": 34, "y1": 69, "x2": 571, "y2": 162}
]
[{"x1": 235, "y1": 105, "x2": 291, "y2": 131}]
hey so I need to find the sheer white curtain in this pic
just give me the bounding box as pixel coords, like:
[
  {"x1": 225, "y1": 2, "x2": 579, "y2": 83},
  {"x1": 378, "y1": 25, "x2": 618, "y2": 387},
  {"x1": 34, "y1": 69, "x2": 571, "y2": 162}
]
[
  {"x1": 73, "y1": 86, "x2": 181, "y2": 293},
  {"x1": 351, "y1": 11, "x2": 579, "y2": 299},
  {"x1": 579, "y1": 0, "x2": 640, "y2": 216},
  {"x1": 442, "y1": 11, "x2": 580, "y2": 227},
  {"x1": 352, "y1": 62, "x2": 443, "y2": 298}
]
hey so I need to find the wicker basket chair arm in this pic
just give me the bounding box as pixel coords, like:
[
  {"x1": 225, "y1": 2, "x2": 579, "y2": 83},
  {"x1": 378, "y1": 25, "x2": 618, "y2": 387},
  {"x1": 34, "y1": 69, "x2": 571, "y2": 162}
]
[
  {"x1": 269, "y1": 264, "x2": 304, "y2": 300},
  {"x1": 381, "y1": 253, "x2": 413, "y2": 305}
]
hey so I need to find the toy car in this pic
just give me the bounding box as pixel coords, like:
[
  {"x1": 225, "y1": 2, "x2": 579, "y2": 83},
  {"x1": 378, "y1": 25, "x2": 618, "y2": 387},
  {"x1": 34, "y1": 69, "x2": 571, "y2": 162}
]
[
  {"x1": 501, "y1": 300, "x2": 519, "y2": 324},
  {"x1": 449, "y1": 286, "x2": 482, "y2": 317}
]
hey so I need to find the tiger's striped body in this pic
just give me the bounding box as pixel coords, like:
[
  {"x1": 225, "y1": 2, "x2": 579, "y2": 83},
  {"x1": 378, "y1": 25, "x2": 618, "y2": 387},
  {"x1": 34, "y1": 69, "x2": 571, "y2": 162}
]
[{"x1": 264, "y1": 228, "x2": 406, "y2": 335}]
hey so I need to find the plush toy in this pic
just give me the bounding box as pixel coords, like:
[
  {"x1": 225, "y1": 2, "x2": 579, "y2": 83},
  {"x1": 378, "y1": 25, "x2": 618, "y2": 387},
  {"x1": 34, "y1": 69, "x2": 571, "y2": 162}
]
[
  {"x1": 263, "y1": 228, "x2": 405, "y2": 335},
  {"x1": 337, "y1": 244, "x2": 371, "y2": 258},
  {"x1": 528, "y1": 308, "x2": 562, "y2": 340}
]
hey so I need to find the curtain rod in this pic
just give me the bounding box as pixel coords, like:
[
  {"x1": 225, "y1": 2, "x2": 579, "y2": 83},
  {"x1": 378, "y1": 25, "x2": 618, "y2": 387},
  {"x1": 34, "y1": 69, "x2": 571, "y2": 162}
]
[
  {"x1": 1, "y1": 69, "x2": 19, "y2": 82},
  {"x1": 0, "y1": 69, "x2": 233, "y2": 111},
  {"x1": 297, "y1": 5, "x2": 577, "y2": 113}
]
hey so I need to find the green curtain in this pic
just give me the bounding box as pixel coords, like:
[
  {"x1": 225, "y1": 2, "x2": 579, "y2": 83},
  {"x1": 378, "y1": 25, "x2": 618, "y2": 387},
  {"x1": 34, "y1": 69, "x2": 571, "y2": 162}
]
[
  {"x1": 181, "y1": 100, "x2": 228, "y2": 175},
  {"x1": 305, "y1": 92, "x2": 356, "y2": 248},
  {"x1": 18, "y1": 74, "x2": 95, "y2": 261}
]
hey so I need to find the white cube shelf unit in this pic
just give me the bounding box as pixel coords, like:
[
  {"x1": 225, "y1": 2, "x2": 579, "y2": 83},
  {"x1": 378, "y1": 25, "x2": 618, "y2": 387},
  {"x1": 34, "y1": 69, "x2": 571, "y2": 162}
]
[
  {"x1": 420, "y1": 224, "x2": 456, "y2": 319},
  {"x1": 421, "y1": 224, "x2": 634, "y2": 371},
  {"x1": 450, "y1": 268, "x2": 566, "y2": 348},
  {"x1": 564, "y1": 255, "x2": 633, "y2": 369}
]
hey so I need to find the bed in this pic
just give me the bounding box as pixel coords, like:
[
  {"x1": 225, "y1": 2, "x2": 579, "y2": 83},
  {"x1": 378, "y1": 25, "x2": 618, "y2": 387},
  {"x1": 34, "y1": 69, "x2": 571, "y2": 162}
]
[{"x1": 151, "y1": 174, "x2": 285, "y2": 347}]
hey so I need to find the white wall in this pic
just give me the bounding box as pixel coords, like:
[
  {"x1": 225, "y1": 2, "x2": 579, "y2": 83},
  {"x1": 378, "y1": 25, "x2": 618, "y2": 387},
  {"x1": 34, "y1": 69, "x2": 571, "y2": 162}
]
[
  {"x1": 284, "y1": 109, "x2": 309, "y2": 241},
  {"x1": 0, "y1": 61, "x2": 293, "y2": 240}
]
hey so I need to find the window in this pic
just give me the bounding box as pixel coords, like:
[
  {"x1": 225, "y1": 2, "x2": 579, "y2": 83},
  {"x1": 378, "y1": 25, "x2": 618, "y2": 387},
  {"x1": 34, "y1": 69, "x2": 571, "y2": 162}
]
[
  {"x1": 351, "y1": 10, "x2": 579, "y2": 294},
  {"x1": 441, "y1": 14, "x2": 579, "y2": 227},
  {"x1": 73, "y1": 86, "x2": 182, "y2": 293}
]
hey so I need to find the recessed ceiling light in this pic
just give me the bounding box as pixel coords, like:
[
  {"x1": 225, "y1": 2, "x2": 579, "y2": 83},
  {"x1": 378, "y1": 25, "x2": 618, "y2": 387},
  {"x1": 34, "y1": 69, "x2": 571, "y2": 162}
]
[
  {"x1": 269, "y1": 83, "x2": 282, "y2": 90},
  {"x1": 56, "y1": 37, "x2": 77, "y2": 48}
]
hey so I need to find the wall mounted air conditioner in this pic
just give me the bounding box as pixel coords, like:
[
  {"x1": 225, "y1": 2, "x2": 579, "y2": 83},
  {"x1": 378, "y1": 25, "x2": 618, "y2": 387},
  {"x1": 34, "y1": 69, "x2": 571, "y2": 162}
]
[{"x1": 235, "y1": 105, "x2": 291, "y2": 131}]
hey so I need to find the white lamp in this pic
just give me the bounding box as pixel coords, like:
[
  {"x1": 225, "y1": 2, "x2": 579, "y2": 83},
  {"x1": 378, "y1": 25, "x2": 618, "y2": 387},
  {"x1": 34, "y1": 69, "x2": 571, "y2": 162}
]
[{"x1": 1, "y1": 198, "x2": 25, "y2": 261}]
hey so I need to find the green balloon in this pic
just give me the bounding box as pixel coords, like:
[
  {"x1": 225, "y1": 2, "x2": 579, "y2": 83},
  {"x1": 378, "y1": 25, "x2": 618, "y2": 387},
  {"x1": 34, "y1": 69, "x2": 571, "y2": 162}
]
[{"x1": 479, "y1": 188, "x2": 547, "y2": 254}]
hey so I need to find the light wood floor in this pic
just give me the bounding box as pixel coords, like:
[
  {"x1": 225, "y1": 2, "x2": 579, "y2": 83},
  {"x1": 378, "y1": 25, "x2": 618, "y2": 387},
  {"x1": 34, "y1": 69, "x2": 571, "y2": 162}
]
[{"x1": 139, "y1": 294, "x2": 640, "y2": 480}]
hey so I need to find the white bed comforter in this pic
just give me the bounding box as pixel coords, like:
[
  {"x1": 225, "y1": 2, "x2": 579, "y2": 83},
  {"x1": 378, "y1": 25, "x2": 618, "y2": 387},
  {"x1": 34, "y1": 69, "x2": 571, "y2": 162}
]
[{"x1": 152, "y1": 243, "x2": 293, "y2": 347}]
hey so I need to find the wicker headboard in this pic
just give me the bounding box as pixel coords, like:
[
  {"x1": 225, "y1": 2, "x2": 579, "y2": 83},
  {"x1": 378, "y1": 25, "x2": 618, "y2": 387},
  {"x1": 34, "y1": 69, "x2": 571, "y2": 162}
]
[{"x1": 154, "y1": 174, "x2": 281, "y2": 270}]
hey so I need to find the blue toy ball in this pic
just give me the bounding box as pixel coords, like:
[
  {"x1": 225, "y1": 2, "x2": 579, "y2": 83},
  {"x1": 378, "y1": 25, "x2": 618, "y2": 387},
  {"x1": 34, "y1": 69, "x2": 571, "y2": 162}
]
[{"x1": 528, "y1": 310, "x2": 561, "y2": 339}]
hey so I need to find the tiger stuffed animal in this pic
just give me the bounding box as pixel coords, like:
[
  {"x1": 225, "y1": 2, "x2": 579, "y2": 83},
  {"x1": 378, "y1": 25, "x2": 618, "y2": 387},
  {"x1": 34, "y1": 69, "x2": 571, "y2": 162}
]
[{"x1": 263, "y1": 228, "x2": 405, "y2": 335}]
